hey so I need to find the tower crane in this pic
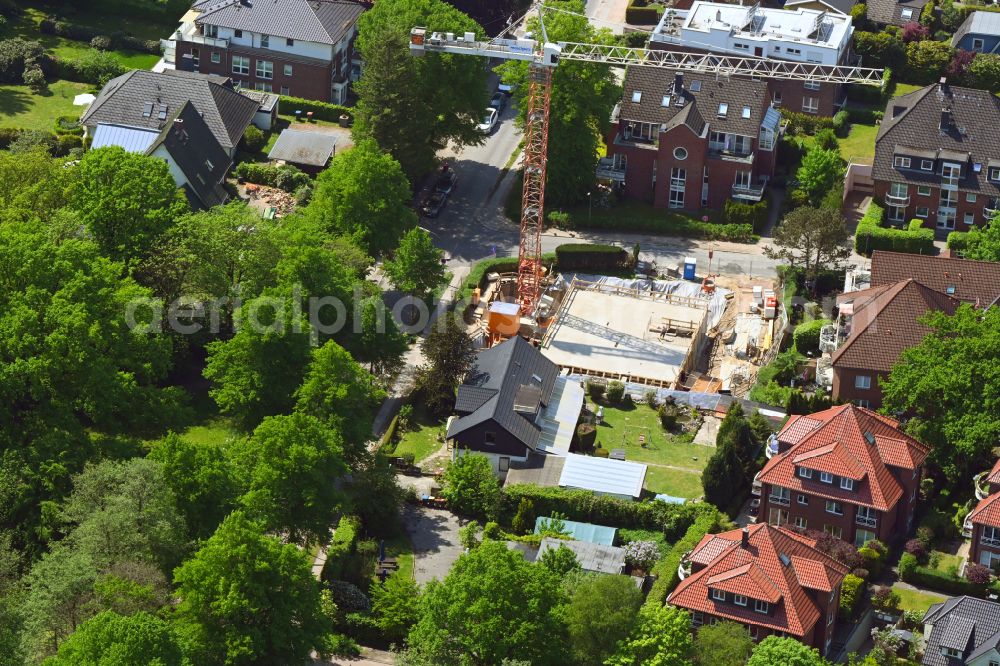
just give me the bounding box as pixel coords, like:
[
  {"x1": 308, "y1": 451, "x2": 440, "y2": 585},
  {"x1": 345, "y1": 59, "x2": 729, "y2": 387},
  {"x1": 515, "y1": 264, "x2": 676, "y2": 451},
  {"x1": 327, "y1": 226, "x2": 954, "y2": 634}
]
[{"x1": 409, "y1": 8, "x2": 884, "y2": 316}]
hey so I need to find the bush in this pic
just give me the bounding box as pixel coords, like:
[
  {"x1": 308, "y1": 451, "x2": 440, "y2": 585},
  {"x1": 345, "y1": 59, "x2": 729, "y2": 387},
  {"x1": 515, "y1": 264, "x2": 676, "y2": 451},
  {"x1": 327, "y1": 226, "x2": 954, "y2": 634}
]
[
  {"x1": 947, "y1": 231, "x2": 968, "y2": 251},
  {"x1": 780, "y1": 109, "x2": 836, "y2": 135},
  {"x1": 855, "y1": 204, "x2": 935, "y2": 256},
  {"x1": 57, "y1": 48, "x2": 125, "y2": 86},
  {"x1": 658, "y1": 402, "x2": 678, "y2": 430},
  {"x1": 814, "y1": 128, "x2": 839, "y2": 151},
  {"x1": 554, "y1": 243, "x2": 629, "y2": 271},
  {"x1": 22, "y1": 64, "x2": 45, "y2": 91},
  {"x1": 586, "y1": 380, "x2": 605, "y2": 401},
  {"x1": 871, "y1": 587, "x2": 902, "y2": 614},
  {"x1": 898, "y1": 552, "x2": 918, "y2": 581},
  {"x1": 0, "y1": 38, "x2": 50, "y2": 84},
  {"x1": 294, "y1": 182, "x2": 313, "y2": 206},
  {"x1": 54, "y1": 115, "x2": 83, "y2": 136},
  {"x1": 242, "y1": 125, "x2": 266, "y2": 152},
  {"x1": 90, "y1": 35, "x2": 112, "y2": 51},
  {"x1": 234, "y1": 162, "x2": 310, "y2": 192},
  {"x1": 565, "y1": 208, "x2": 757, "y2": 243},
  {"x1": 905, "y1": 538, "x2": 928, "y2": 563},
  {"x1": 859, "y1": 545, "x2": 885, "y2": 578},
  {"x1": 916, "y1": 525, "x2": 934, "y2": 547},
  {"x1": 847, "y1": 107, "x2": 883, "y2": 125},
  {"x1": 832, "y1": 110, "x2": 850, "y2": 137},
  {"x1": 906, "y1": 564, "x2": 985, "y2": 596},
  {"x1": 624, "y1": 30, "x2": 649, "y2": 47},
  {"x1": 644, "y1": 390, "x2": 658, "y2": 408},
  {"x1": 723, "y1": 199, "x2": 769, "y2": 234},
  {"x1": 606, "y1": 381, "x2": 625, "y2": 405},
  {"x1": 793, "y1": 318, "x2": 827, "y2": 355},
  {"x1": 966, "y1": 563, "x2": 992, "y2": 586},
  {"x1": 280, "y1": 95, "x2": 352, "y2": 123},
  {"x1": 54, "y1": 133, "x2": 82, "y2": 157},
  {"x1": 623, "y1": 540, "x2": 660, "y2": 570},
  {"x1": 625, "y1": 0, "x2": 664, "y2": 24},
  {"x1": 574, "y1": 424, "x2": 597, "y2": 452},
  {"x1": 839, "y1": 574, "x2": 865, "y2": 620},
  {"x1": 0, "y1": 127, "x2": 21, "y2": 149}
]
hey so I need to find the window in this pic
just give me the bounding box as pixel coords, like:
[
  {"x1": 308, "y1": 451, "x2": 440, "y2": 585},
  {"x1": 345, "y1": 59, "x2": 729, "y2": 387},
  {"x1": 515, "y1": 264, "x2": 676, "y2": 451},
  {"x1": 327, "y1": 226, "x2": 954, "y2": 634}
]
[
  {"x1": 631, "y1": 90, "x2": 642, "y2": 103},
  {"x1": 286, "y1": 37, "x2": 294, "y2": 47},
  {"x1": 205, "y1": 24, "x2": 218, "y2": 38},
  {"x1": 804, "y1": 81, "x2": 821, "y2": 91},
  {"x1": 894, "y1": 156, "x2": 911, "y2": 168},
  {"x1": 888, "y1": 182, "x2": 908, "y2": 199},
  {"x1": 820, "y1": 472, "x2": 833, "y2": 484},
  {"x1": 280, "y1": 86, "x2": 290, "y2": 95},
  {"x1": 770, "y1": 486, "x2": 791, "y2": 505},
  {"x1": 916, "y1": 206, "x2": 929, "y2": 218},
  {"x1": 967, "y1": 192, "x2": 978, "y2": 203},
  {"x1": 855, "y1": 375, "x2": 871, "y2": 390},
  {"x1": 712, "y1": 589, "x2": 726, "y2": 601},
  {"x1": 921, "y1": 159, "x2": 934, "y2": 171},
  {"x1": 718, "y1": 103, "x2": 728, "y2": 118},
  {"x1": 499, "y1": 456, "x2": 510, "y2": 473},
  {"x1": 918, "y1": 185, "x2": 932, "y2": 196},
  {"x1": 190, "y1": 47, "x2": 200, "y2": 67},
  {"x1": 669, "y1": 167, "x2": 685, "y2": 209},
  {"x1": 233, "y1": 55, "x2": 250, "y2": 75},
  {"x1": 692, "y1": 612, "x2": 704, "y2": 626},
  {"x1": 798, "y1": 494, "x2": 809, "y2": 505},
  {"x1": 769, "y1": 508, "x2": 790, "y2": 526},
  {"x1": 735, "y1": 594, "x2": 748, "y2": 606},
  {"x1": 965, "y1": 212, "x2": 975, "y2": 226},
  {"x1": 734, "y1": 42, "x2": 749, "y2": 50},
  {"x1": 824, "y1": 524, "x2": 843, "y2": 539},
  {"x1": 283, "y1": 64, "x2": 293, "y2": 76},
  {"x1": 787, "y1": 47, "x2": 801, "y2": 56},
  {"x1": 941, "y1": 647, "x2": 962, "y2": 658},
  {"x1": 855, "y1": 527, "x2": 876, "y2": 548},
  {"x1": 674, "y1": 147, "x2": 688, "y2": 160},
  {"x1": 742, "y1": 106, "x2": 751, "y2": 119},
  {"x1": 802, "y1": 97, "x2": 819, "y2": 114},
  {"x1": 235, "y1": 29, "x2": 243, "y2": 38},
  {"x1": 690, "y1": 80, "x2": 702, "y2": 92},
  {"x1": 754, "y1": 600, "x2": 770, "y2": 614},
  {"x1": 253, "y1": 82, "x2": 272, "y2": 92},
  {"x1": 826, "y1": 500, "x2": 844, "y2": 515},
  {"x1": 260, "y1": 34, "x2": 269, "y2": 48},
  {"x1": 484, "y1": 431, "x2": 496, "y2": 445},
  {"x1": 840, "y1": 477, "x2": 855, "y2": 491},
  {"x1": 661, "y1": 95, "x2": 671, "y2": 107},
  {"x1": 772, "y1": 91, "x2": 782, "y2": 106},
  {"x1": 973, "y1": 38, "x2": 985, "y2": 52},
  {"x1": 211, "y1": 51, "x2": 220, "y2": 64},
  {"x1": 799, "y1": 467, "x2": 813, "y2": 479},
  {"x1": 991, "y1": 167, "x2": 1000, "y2": 181},
  {"x1": 794, "y1": 516, "x2": 808, "y2": 529},
  {"x1": 759, "y1": 127, "x2": 775, "y2": 151},
  {"x1": 900, "y1": 8, "x2": 913, "y2": 20},
  {"x1": 856, "y1": 399, "x2": 871, "y2": 409},
  {"x1": 256, "y1": 60, "x2": 273, "y2": 79}
]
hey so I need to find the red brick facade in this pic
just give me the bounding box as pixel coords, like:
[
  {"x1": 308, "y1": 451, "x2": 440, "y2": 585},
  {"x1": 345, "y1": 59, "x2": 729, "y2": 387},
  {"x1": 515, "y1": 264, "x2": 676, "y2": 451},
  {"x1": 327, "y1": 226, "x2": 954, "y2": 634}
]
[
  {"x1": 831, "y1": 367, "x2": 888, "y2": 410},
  {"x1": 872, "y1": 179, "x2": 995, "y2": 233}
]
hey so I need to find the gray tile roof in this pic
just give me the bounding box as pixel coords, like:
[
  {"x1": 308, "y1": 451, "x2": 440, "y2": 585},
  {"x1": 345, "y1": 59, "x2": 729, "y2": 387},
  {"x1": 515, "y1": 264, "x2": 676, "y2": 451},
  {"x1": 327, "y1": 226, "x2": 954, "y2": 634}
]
[
  {"x1": 192, "y1": 0, "x2": 366, "y2": 45},
  {"x1": 874, "y1": 82, "x2": 1000, "y2": 197},
  {"x1": 866, "y1": 0, "x2": 928, "y2": 26},
  {"x1": 921, "y1": 596, "x2": 1000, "y2": 666},
  {"x1": 870, "y1": 251, "x2": 1000, "y2": 305},
  {"x1": 786, "y1": 0, "x2": 856, "y2": 16},
  {"x1": 81, "y1": 70, "x2": 259, "y2": 153},
  {"x1": 619, "y1": 66, "x2": 769, "y2": 138},
  {"x1": 148, "y1": 101, "x2": 230, "y2": 209},
  {"x1": 447, "y1": 336, "x2": 558, "y2": 450},
  {"x1": 953, "y1": 11, "x2": 1000, "y2": 46}
]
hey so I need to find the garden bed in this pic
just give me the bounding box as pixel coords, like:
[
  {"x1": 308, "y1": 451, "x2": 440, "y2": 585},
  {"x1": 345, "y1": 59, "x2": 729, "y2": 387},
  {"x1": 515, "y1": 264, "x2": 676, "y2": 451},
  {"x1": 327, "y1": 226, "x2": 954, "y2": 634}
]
[{"x1": 384, "y1": 403, "x2": 446, "y2": 465}]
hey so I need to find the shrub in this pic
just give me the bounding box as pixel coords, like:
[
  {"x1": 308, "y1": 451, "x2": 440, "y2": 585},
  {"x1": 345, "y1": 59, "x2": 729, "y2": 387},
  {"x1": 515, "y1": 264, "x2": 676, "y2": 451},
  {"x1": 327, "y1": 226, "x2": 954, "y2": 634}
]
[
  {"x1": 280, "y1": 95, "x2": 352, "y2": 123},
  {"x1": 54, "y1": 115, "x2": 83, "y2": 136},
  {"x1": 871, "y1": 587, "x2": 902, "y2": 614},
  {"x1": 658, "y1": 402, "x2": 678, "y2": 430},
  {"x1": 22, "y1": 64, "x2": 45, "y2": 91},
  {"x1": 905, "y1": 538, "x2": 928, "y2": 563},
  {"x1": 623, "y1": 540, "x2": 660, "y2": 570},
  {"x1": 234, "y1": 162, "x2": 310, "y2": 192},
  {"x1": 606, "y1": 381, "x2": 625, "y2": 405},
  {"x1": 575, "y1": 424, "x2": 597, "y2": 452},
  {"x1": 0, "y1": 127, "x2": 21, "y2": 150},
  {"x1": 294, "y1": 183, "x2": 313, "y2": 206},
  {"x1": 624, "y1": 30, "x2": 648, "y2": 47},
  {"x1": 510, "y1": 498, "x2": 535, "y2": 535},
  {"x1": 644, "y1": 390, "x2": 658, "y2": 408},
  {"x1": 793, "y1": 318, "x2": 827, "y2": 355},
  {"x1": 832, "y1": 110, "x2": 850, "y2": 137},
  {"x1": 625, "y1": 0, "x2": 663, "y2": 24},
  {"x1": 855, "y1": 205, "x2": 935, "y2": 256},
  {"x1": 54, "y1": 133, "x2": 82, "y2": 157},
  {"x1": 839, "y1": 574, "x2": 865, "y2": 620},
  {"x1": 0, "y1": 38, "x2": 49, "y2": 83},
  {"x1": 947, "y1": 230, "x2": 969, "y2": 251},
  {"x1": 242, "y1": 125, "x2": 266, "y2": 152},
  {"x1": 780, "y1": 110, "x2": 836, "y2": 135},
  {"x1": 554, "y1": 243, "x2": 629, "y2": 270},
  {"x1": 593, "y1": 446, "x2": 610, "y2": 458},
  {"x1": 9, "y1": 129, "x2": 57, "y2": 155},
  {"x1": 565, "y1": 208, "x2": 757, "y2": 243},
  {"x1": 723, "y1": 199, "x2": 769, "y2": 234},
  {"x1": 58, "y1": 48, "x2": 125, "y2": 86},
  {"x1": 898, "y1": 552, "x2": 918, "y2": 581},
  {"x1": 907, "y1": 565, "x2": 984, "y2": 596},
  {"x1": 916, "y1": 525, "x2": 934, "y2": 547},
  {"x1": 967, "y1": 563, "x2": 992, "y2": 586},
  {"x1": 89, "y1": 35, "x2": 112, "y2": 50},
  {"x1": 814, "y1": 128, "x2": 839, "y2": 151},
  {"x1": 647, "y1": 511, "x2": 731, "y2": 604},
  {"x1": 859, "y1": 545, "x2": 885, "y2": 578},
  {"x1": 587, "y1": 380, "x2": 605, "y2": 401}
]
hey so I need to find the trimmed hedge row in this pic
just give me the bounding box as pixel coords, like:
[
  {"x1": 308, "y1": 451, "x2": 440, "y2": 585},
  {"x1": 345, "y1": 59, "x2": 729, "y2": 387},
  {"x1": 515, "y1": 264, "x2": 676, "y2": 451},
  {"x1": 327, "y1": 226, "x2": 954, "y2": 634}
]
[
  {"x1": 781, "y1": 109, "x2": 835, "y2": 135},
  {"x1": 855, "y1": 203, "x2": 935, "y2": 256},
  {"x1": 724, "y1": 199, "x2": 769, "y2": 235},
  {"x1": 554, "y1": 243, "x2": 629, "y2": 271},
  {"x1": 793, "y1": 318, "x2": 828, "y2": 355},
  {"x1": 625, "y1": 0, "x2": 664, "y2": 24},
  {"x1": 947, "y1": 231, "x2": 969, "y2": 251},
  {"x1": 38, "y1": 17, "x2": 160, "y2": 53},
  {"x1": 579, "y1": 214, "x2": 757, "y2": 243},
  {"x1": 646, "y1": 511, "x2": 730, "y2": 605},
  {"x1": 279, "y1": 95, "x2": 353, "y2": 123},
  {"x1": 234, "y1": 162, "x2": 311, "y2": 192},
  {"x1": 902, "y1": 564, "x2": 984, "y2": 597}
]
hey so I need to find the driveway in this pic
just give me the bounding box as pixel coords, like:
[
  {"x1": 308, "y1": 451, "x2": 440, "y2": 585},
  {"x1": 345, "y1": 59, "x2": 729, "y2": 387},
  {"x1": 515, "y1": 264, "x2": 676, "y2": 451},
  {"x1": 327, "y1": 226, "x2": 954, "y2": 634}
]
[{"x1": 402, "y1": 504, "x2": 465, "y2": 584}]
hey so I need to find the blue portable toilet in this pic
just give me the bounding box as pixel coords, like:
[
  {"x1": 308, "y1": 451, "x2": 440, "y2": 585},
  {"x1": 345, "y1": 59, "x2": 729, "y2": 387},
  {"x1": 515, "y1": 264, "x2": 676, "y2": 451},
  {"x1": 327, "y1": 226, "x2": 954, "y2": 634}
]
[{"x1": 683, "y1": 257, "x2": 697, "y2": 280}]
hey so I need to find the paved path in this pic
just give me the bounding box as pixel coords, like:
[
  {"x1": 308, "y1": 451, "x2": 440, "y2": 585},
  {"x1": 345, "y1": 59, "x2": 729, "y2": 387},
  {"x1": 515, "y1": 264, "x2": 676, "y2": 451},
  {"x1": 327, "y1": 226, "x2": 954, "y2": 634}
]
[{"x1": 402, "y1": 504, "x2": 464, "y2": 584}]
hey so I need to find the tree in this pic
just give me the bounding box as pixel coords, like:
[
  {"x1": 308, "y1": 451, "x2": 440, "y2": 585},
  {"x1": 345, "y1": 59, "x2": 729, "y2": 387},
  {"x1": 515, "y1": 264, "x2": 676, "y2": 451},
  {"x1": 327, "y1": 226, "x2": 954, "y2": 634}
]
[
  {"x1": 606, "y1": 604, "x2": 694, "y2": 666},
  {"x1": 962, "y1": 212, "x2": 1000, "y2": 261},
  {"x1": 71, "y1": 146, "x2": 186, "y2": 266},
  {"x1": 967, "y1": 53, "x2": 1000, "y2": 93},
  {"x1": 440, "y1": 454, "x2": 501, "y2": 520},
  {"x1": 385, "y1": 227, "x2": 446, "y2": 297},
  {"x1": 702, "y1": 439, "x2": 747, "y2": 513},
  {"x1": 370, "y1": 574, "x2": 422, "y2": 645},
  {"x1": 345, "y1": 294, "x2": 409, "y2": 382},
  {"x1": 693, "y1": 621, "x2": 755, "y2": 666},
  {"x1": 852, "y1": 31, "x2": 905, "y2": 71},
  {"x1": 421, "y1": 314, "x2": 476, "y2": 415},
  {"x1": 565, "y1": 574, "x2": 643, "y2": 666},
  {"x1": 353, "y1": 0, "x2": 486, "y2": 183},
  {"x1": 295, "y1": 340, "x2": 385, "y2": 462},
  {"x1": 148, "y1": 432, "x2": 240, "y2": 541},
  {"x1": 21, "y1": 548, "x2": 99, "y2": 659},
  {"x1": 747, "y1": 636, "x2": 828, "y2": 666},
  {"x1": 499, "y1": 0, "x2": 621, "y2": 205},
  {"x1": 172, "y1": 511, "x2": 335, "y2": 665},
  {"x1": 539, "y1": 543, "x2": 581, "y2": 576},
  {"x1": 795, "y1": 149, "x2": 846, "y2": 207},
  {"x1": 232, "y1": 413, "x2": 348, "y2": 545},
  {"x1": 0, "y1": 148, "x2": 71, "y2": 224},
  {"x1": 905, "y1": 40, "x2": 955, "y2": 85},
  {"x1": 406, "y1": 540, "x2": 567, "y2": 665},
  {"x1": 510, "y1": 498, "x2": 536, "y2": 535},
  {"x1": 45, "y1": 611, "x2": 186, "y2": 666},
  {"x1": 304, "y1": 139, "x2": 416, "y2": 256},
  {"x1": 766, "y1": 206, "x2": 850, "y2": 281},
  {"x1": 881, "y1": 305, "x2": 1000, "y2": 478}
]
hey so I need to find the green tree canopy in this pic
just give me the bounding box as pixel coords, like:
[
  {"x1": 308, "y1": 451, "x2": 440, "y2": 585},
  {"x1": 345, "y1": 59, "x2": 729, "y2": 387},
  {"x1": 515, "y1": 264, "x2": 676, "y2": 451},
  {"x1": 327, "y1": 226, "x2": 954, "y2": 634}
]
[
  {"x1": 693, "y1": 621, "x2": 755, "y2": 666},
  {"x1": 384, "y1": 227, "x2": 446, "y2": 298},
  {"x1": 881, "y1": 305, "x2": 1000, "y2": 478},
  {"x1": 304, "y1": 139, "x2": 417, "y2": 257},
  {"x1": 962, "y1": 212, "x2": 1000, "y2": 262},
  {"x1": 354, "y1": 0, "x2": 486, "y2": 182},
  {"x1": 795, "y1": 149, "x2": 846, "y2": 207},
  {"x1": 0, "y1": 148, "x2": 72, "y2": 224},
  {"x1": 904, "y1": 40, "x2": 955, "y2": 85},
  {"x1": 747, "y1": 636, "x2": 828, "y2": 666},
  {"x1": 441, "y1": 454, "x2": 501, "y2": 520},
  {"x1": 420, "y1": 314, "x2": 476, "y2": 415},
  {"x1": 765, "y1": 206, "x2": 850, "y2": 280},
  {"x1": 232, "y1": 413, "x2": 348, "y2": 545},
  {"x1": 406, "y1": 540, "x2": 567, "y2": 665},
  {"x1": 369, "y1": 574, "x2": 422, "y2": 645},
  {"x1": 565, "y1": 573, "x2": 644, "y2": 666},
  {"x1": 967, "y1": 53, "x2": 1000, "y2": 94},
  {"x1": 21, "y1": 547, "x2": 99, "y2": 660},
  {"x1": 606, "y1": 604, "x2": 694, "y2": 666},
  {"x1": 173, "y1": 511, "x2": 334, "y2": 665},
  {"x1": 345, "y1": 294, "x2": 409, "y2": 382},
  {"x1": 44, "y1": 610, "x2": 186, "y2": 666},
  {"x1": 70, "y1": 146, "x2": 186, "y2": 266},
  {"x1": 539, "y1": 543, "x2": 581, "y2": 577}
]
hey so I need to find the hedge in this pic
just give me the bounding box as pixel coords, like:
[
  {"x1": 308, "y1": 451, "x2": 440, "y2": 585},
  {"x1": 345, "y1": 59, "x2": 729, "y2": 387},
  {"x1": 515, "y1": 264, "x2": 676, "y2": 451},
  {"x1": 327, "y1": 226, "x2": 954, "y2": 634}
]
[
  {"x1": 947, "y1": 231, "x2": 968, "y2": 251},
  {"x1": 555, "y1": 244, "x2": 629, "y2": 271},
  {"x1": 625, "y1": 0, "x2": 664, "y2": 24},
  {"x1": 780, "y1": 109, "x2": 836, "y2": 135},
  {"x1": 839, "y1": 573, "x2": 865, "y2": 620},
  {"x1": 38, "y1": 17, "x2": 160, "y2": 53},
  {"x1": 321, "y1": 514, "x2": 361, "y2": 582},
  {"x1": 234, "y1": 162, "x2": 311, "y2": 192},
  {"x1": 855, "y1": 204, "x2": 934, "y2": 256},
  {"x1": 279, "y1": 95, "x2": 352, "y2": 123},
  {"x1": 576, "y1": 213, "x2": 757, "y2": 243},
  {"x1": 646, "y1": 511, "x2": 730, "y2": 605},
  {"x1": 793, "y1": 318, "x2": 828, "y2": 355},
  {"x1": 724, "y1": 199, "x2": 769, "y2": 234},
  {"x1": 901, "y1": 564, "x2": 985, "y2": 597},
  {"x1": 456, "y1": 254, "x2": 557, "y2": 304}
]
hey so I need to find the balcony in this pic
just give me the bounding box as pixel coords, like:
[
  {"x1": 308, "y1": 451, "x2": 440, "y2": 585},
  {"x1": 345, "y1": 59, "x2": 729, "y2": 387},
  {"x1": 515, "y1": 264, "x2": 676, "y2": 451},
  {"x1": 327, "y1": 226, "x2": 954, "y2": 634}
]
[
  {"x1": 752, "y1": 472, "x2": 762, "y2": 496},
  {"x1": 732, "y1": 183, "x2": 766, "y2": 202},
  {"x1": 855, "y1": 515, "x2": 877, "y2": 528},
  {"x1": 985, "y1": 202, "x2": 999, "y2": 217},
  {"x1": 614, "y1": 133, "x2": 657, "y2": 150},
  {"x1": 708, "y1": 148, "x2": 755, "y2": 164},
  {"x1": 982, "y1": 536, "x2": 1000, "y2": 548},
  {"x1": 173, "y1": 25, "x2": 230, "y2": 49},
  {"x1": 885, "y1": 193, "x2": 910, "y2": 206},
  {"x1": 769, "y1": 494, "x2": 790, "y2": 506},
  {"x1": 596, "y1": 157, "x2": 626, "y2": 182}
]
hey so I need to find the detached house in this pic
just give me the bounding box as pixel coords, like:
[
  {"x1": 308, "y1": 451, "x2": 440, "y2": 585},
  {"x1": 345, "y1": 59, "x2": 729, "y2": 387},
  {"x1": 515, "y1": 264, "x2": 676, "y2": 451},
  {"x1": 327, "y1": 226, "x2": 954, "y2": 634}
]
[
  {"x1": 599, "y1": 67, "x2": 780, "y2": 211},
  {"x1": 668, "y1": 524, "x2": 849, "y2": 655},
  {"x1": 866, "y1": 0, "x2": 930, "y2": 27},
  {"x1": 921, "y1": 596, "x2": 1000, "y2": 666},
  {"x1": 952, "y1": 12, "x2": 1000, "y2": 54},
  {"x1": 873, "y1": 80, "x2": 1000, "y2": 233},
  {"x1": 166, "y1": 0, "x2": 367, "y2": 102},
  {"x1": 757, "y1": 404, "x2": 929, "y2": 548},
  {"x1": 968, "y1": 461, "x2": 1000, "y2": 570}
]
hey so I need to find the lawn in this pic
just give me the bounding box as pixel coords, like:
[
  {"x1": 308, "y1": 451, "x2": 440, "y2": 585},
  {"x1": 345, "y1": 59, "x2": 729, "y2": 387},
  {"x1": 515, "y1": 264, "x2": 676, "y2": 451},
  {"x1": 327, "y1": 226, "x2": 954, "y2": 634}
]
[
  {"x1": 0, "y1": 80, "x2": 93, "y2": 129},
  {"x1": 927, "y1": 550, "x2": 964, "y2": 577},
  {"x1": 390, "y1": 404, "x2": 446, "y2": 464},
  {"x1": 838, "y1": 122, "x2": 879, "y2": 162},
  {"x1": 380, "y1": 530, "x2": 415, "y2": 582},
  {"x1": 892, "y1": 584, "x2": 946, "y2": 614},
  {"x1": 178, "y1": 417, "x2": 244, "y2": 448},
  {"x1": 642, "y1": 466, "x2": 705, "y2": 499},
  {"x1": 893, "y1": 83, "x2": 923, "y2": 98}
]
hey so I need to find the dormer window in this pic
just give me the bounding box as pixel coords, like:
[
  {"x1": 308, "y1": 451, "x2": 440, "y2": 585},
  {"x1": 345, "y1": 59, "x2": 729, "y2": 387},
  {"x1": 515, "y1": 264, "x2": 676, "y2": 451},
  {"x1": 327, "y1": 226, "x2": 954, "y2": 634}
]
[
  {"x1": 921, "y1": 159, "x2": 933, "y2": 171},
  {"x1": 840, "y1": 478, "x2": 855, "y2": 491},
  {"x1": 712, "y1": 589, "x2": 726, "y2": 601},
  {"x1": 990, "y1": 167, "x2": 1000, "y2": 181},
  {"x1": 735, "y1": 594, "x2": 748, "y2": 606},
  {"x1": 941, "y1": 647, "x2": 962, "y2": 658},
  {"x1": 799, "y1": 467, "x2": 813, "y2": 479},
  {"x1": 754, "y1": 600, "x2": 770, "y2": 614},
  {"x1": 820, "y1": 472, "x2": 833, "y2": 484},
  {"x1": 894, "y1": 156, "x2": 911, "y2": 168}
]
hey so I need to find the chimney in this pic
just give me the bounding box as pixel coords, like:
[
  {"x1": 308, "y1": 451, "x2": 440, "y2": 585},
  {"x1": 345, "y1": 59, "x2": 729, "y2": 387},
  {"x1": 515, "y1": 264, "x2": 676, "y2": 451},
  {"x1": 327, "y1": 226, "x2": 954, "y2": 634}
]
[
  {"x1": 741, "y1": 526, "x2": 750, "y2": 548},
  {"x1": 674, "y1": 72, "x2": 684, "y2": 95},
  {"x1": 716, "y1": 9, "x2": 723, "y2": 21}
]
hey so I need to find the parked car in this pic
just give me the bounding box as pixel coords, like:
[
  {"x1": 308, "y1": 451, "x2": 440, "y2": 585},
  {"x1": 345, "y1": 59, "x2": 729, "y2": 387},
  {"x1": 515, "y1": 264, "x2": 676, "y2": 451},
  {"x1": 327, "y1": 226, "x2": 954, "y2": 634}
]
[
  {"x1": 421, "y1": 191, "x2": 447, "y2": 218},
  {"x1": 435, "y1": 166, "x2": 457, "y2": 196},
  {"x1": 498, "y1": 82, "x2": 513, "y2": 96},
  {"x1": 489, "y1": 92, "x2": 506, "y2": 112},
  {"x1": 477, "y1": 107, "x2": 498, "y2": 134}
]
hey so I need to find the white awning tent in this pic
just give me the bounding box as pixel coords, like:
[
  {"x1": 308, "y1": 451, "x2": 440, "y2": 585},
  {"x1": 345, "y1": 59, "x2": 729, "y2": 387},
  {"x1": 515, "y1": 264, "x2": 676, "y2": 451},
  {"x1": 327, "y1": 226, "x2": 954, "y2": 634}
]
[
  {"x1": 558, "y1": 453, "x2": 647, "y2": 500},
  {"x1": 73, "y1": 93, "x2": 96, "y2": 106}
]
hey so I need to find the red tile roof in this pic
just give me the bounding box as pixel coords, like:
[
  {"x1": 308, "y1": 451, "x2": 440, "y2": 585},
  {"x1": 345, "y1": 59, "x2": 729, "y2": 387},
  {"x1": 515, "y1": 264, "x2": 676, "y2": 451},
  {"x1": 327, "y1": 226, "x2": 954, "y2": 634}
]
[
  {"x1": 778, "y1": 415, "x2": 823, "y2": 448},
  {"x1": 987, "y1": 460, "x2": 1000, "y2": 487},
  {"x1": 970, "y1": 492, "x2": 1000, "y2": 529},
  {"x1": 871, "y1": 251, "x2": 1000, "y2": 306},
  {"x1": 690, "y1": 534, "x2": 738, "y2": 566},
  {"x1": 833, "y1": 279, "x2": 960, "y2": 373},
  {"x1": 668, "y1": 524, "x2": 849, "y2": 638},
  {"x1": 792, "y1": 441, "x2": 867, "y2": 480},
  {"x1": 758, "y1": 404, "x2": 930, "y2": 512}
]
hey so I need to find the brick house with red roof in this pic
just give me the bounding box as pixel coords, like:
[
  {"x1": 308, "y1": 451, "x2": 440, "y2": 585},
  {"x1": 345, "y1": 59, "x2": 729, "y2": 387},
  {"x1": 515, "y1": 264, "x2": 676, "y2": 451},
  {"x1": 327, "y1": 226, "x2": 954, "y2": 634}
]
[
  {"x1": 668, "y1": 523, "x2": 849, "y2": 655},
  {"x1": 969, "y1": 461, "x2": 1000, "y2": 570},
  {"x1": 831, "y1": 278, "x2": 959, "y2": 409},
  {"x1": 757, "y1": 405, "x2": 929, "y2": 549}
]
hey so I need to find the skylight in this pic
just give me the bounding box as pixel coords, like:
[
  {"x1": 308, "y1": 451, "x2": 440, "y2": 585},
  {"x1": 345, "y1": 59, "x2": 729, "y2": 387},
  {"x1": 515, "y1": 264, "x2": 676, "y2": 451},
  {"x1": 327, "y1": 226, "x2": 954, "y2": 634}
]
[
  {"x1": 718, "y1": 103, "x2": 728, "y2": 118},
  {"x1": 142, "y1": 102, "x2": 153, "y2": 118},
  {"x1": 632, "y1": 90, "x2": 642, "y2": 103},
  {"x1": 742, "y1": 106, "x2": 751, "y2": 119},
  {"x1": 690, "y1": 80, "x2": 702, "y2": 92},
  {"x1": 661, "y1": 95, "x2": 671, "y2": 107}
]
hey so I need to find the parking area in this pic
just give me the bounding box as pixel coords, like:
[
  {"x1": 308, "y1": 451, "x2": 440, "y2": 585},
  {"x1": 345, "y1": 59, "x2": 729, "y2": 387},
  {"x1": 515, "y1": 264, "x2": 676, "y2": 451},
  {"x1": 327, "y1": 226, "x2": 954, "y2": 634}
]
[{"x1": 401, "y1": 503, "x2": 465, "y2": 584}]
